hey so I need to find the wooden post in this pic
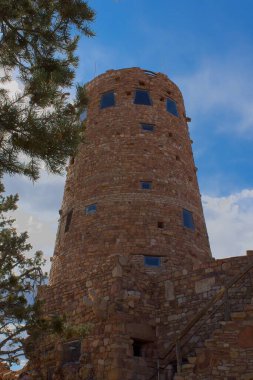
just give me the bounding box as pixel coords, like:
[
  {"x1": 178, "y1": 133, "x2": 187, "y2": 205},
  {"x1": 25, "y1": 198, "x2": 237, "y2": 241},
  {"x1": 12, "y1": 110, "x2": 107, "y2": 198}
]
[
  {"x1": 176, "y1": 340, "x2": 182, "y2": 373},
  {"x1": 224, "y1": 288, "x2": 231, "y2": 321}
]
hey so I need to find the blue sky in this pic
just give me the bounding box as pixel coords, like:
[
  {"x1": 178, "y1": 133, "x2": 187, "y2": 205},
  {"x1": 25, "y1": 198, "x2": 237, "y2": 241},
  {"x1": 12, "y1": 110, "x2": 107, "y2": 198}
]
[
  {"x1": 77, "y1": 0, "x2": 253, "y2": 195},
  {"x1": 4, "y1": 0, "x2": 253, "y2": 272}
]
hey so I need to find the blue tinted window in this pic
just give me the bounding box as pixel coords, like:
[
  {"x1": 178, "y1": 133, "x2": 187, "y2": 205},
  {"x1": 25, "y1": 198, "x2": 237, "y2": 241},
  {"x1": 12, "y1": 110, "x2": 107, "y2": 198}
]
[
  {"x1": 183, "y1": 209, "x2": 195, "y2": 230},
  {"x1": 140, "y1": 181, "x2": 152, "y2": 190},
  {"x1": 141, "y1": 123, "x2": 154, "y2": 132},
  {"x1": 85, "y1": 204, "x2": 97, "y2": 215},
  {"x1": 134, "y1": 90, "x2": 152, "y2": 105},
  {"x1": 144, "y1": 256, "x2": 161, "y2": 267},
  {"x1": 80, "y1": 109, "x2": 87, "y2": 122},
  {"x1": 166, "y1": 98, "x2": 178, "y2": 117},
  {"x1": 100, "y1": 92, "x2": 115, "y2": 109}
]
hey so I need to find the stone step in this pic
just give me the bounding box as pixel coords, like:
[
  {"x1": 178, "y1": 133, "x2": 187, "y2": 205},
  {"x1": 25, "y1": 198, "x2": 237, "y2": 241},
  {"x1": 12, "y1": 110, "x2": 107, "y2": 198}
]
[
  {"x1": 220, "y1": 320, "x2": 236, "y2": 328},
  {"x1": 245, "y1": 311, "x2": 253, "y2": 318},
  {"x1": 204, "y1": 338, "x2": 215, "y2": 348},
  {"x1": 244, "y1": 304, "x2": 253, "y2": 311},
  {"x1": 212, "y1": 328, "x2": 223, "y2": 336},
  {"x1": 181, "y1": 363, "x2": 195, "y2": 372},
  {"x1": 195, "y1": 347, "x2": 204, "y2": 355},
  {"x1": 231, "y1": 311, "x2": 247, "y2": 320},
  {"x1": 187, "y1": 356, "x2": 197, "y2": 364},
  {"x1": 174, "y1": 375, "x2": 186, "y2": 380}
]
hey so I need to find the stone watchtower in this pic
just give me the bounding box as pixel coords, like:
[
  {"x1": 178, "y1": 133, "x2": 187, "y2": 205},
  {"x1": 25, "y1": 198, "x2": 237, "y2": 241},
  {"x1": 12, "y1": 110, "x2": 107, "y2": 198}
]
[
  {"x1": 51, "y1": 67, "x2": 212, "y2": 287},
  {"x1": 32, "y1": 68, "x2": 228, "y2": 380}
]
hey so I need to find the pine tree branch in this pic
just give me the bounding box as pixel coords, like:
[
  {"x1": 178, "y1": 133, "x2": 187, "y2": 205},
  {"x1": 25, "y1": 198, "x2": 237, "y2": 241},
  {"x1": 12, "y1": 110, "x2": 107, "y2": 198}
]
[
  {"x1": 2, "y1": 18, "x2": 43, "y2": 59},
  {"x1": 0, "y1": 326, "x2": 27, "y2": 349}
]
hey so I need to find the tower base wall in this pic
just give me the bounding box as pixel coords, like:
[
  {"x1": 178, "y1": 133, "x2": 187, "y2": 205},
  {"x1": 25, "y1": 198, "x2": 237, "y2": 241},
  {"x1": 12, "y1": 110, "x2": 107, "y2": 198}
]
[{"x1": 26, "y1": 252, "x2": 253, "y2": 380}]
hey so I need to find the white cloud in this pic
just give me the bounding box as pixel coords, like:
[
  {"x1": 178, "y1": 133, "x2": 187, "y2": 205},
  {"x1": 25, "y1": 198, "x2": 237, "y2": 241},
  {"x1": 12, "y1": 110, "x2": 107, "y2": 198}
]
[
  {"x1": 176, "y1": 54, "x2": 253, "y2": 136},
  {"x1": 203, "y1": 189, "x2": 253, "y2": 259},
  {"x1": 13, "y1": 206, "x2": 57, "y2": 273},
  {"x1": 5, "y1": 171, "x2": 65, "y2": 273},
  {"x1": 0, "y1": 67, "x2": 66, "y2": 275},
  {"x1": 0, "y1": 69, "x2": 23, "y2": 97},
  {"x1": 9, "y1": 176, "x2": 253, "y2": 271}
]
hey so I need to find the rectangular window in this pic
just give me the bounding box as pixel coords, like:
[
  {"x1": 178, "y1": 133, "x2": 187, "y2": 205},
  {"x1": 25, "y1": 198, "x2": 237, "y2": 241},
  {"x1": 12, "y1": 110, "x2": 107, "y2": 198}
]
[
  {"x1": 47, "y1": 367, "x2": 55, "y2": 380},
  {"x1": 144, "y1": 256, "x2": 161, "y2": 267},
  {"x1": 140, "y1": 181, "x2": 152, "y2": 190},
  {"x1": 62, "y1": 341, "x2": 81, "y2": 364},
  {"x1": 183, "y1": 209, "x2": 195, "y2": 230},
  {"x1": 166, "y1": 98, "x2": 179, "y2": 117},
  {"x1": 100, "y1": 91, "x2": 115, "y2": 109},
  {"x1": 64, "y1": 209, "x2": 73, "y2": 233},
  {"x1": 141, "y1": 123, "x2": 154, "y2": 132},
  {"x1": 85, "y1": 203, "x2": 97, "y2": 215},
  {"x1": 134, "y1": 90, "x2": 152, "y2": 105}
]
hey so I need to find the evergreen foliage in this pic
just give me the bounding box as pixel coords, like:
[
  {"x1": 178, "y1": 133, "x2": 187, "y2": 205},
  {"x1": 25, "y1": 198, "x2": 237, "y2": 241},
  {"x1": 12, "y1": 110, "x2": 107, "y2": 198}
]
[
  {"x1": 0, "y1": 0, "x2": 95, "y2": 180},
  {"x1": 0, "y1": 0, "x2": 95, "y2": 366},
  {"x1": 0, "y1": 183, "x2": 45, "y2": 365},
  {"x1": 0, "y1": 185, "x2": 90, "y2": 365}
]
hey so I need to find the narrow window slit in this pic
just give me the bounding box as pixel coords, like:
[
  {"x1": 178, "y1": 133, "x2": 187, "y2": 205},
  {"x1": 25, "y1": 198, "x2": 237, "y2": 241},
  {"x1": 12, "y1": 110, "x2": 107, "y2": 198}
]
[
  {"x1": 183, "y1": 209, "x2": 195, "y2": 230},
  {"x1": 65, "y1": 210, "x2": 73, "y2": 233},
  {"x1": 166, "y1": 98, "x2": 178, "y2": 117}
]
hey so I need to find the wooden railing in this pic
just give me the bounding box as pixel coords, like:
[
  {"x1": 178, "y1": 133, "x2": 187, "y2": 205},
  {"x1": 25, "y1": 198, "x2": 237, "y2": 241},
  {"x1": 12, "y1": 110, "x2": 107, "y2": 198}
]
[{"x1": 149, "y1": 259, "x2": 253, "y2": 380}]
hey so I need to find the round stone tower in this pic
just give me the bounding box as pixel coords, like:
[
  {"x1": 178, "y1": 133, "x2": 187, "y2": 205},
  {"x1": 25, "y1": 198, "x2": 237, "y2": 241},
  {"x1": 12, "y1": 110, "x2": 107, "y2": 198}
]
[{"x1": 50, "y1": 67, "x2": 212, "y2": 286}]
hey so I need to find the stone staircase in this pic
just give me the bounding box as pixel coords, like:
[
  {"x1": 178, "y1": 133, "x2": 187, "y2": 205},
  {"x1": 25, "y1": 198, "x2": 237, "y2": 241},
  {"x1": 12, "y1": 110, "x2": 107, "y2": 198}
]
[{"x1": 174, "y1": 304, "x2": 253, "y2": 380}]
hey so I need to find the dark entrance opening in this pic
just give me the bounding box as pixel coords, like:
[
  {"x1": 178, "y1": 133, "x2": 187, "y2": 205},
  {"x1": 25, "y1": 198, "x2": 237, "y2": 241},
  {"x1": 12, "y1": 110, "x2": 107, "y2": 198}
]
[{"x1": 132, "y1": 339, "x2": 152, "y2": 357}]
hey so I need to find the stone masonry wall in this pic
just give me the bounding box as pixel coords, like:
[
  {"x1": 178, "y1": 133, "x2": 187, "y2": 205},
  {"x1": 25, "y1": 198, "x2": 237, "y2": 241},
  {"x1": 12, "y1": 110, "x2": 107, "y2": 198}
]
[
  {"x1": 28, "y1": 251, "x2": 253, "y2": 379},
  {"x1": 50, "y1": 67, "x2": 212, "y2": 286},
  {"x1": 27, "y1": 68, "x2": 253, "y2": 379},
  {"x1": 30, "y1": 254, "x2": 159, "y2": 380},
  {"x1": 175, "y1": 304, "x2": 253, "y2": 380},
  {"x1": 156, "y1": 252, "x2": 253, "y2": 365}
]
